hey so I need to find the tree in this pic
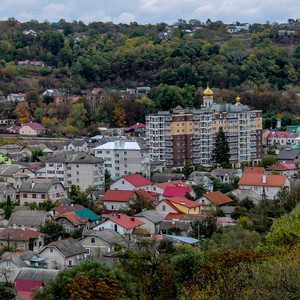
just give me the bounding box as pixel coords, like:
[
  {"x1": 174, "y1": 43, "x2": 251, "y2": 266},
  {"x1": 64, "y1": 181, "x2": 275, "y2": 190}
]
[
  {"x1": 104, "y1": 169, "x2": 111, "y2": 191},
  {"x1": 38, "y1": 220, "x2": 65, "y2": 243},
  {"x1": 111, "y1": 106, "x2": 127, "y2": 128},
  {"x1": 127, "y1": 191, "x2": 155, "y2": 215},
  {"x1": 211, "y1": 128, "x2": 230, "y2": 167},
  {"x1": 182, "y1": 160, "x2": 193, "y2": 178},
  {"x1": 4, "y1": 195, "x2": 13, "y2": 219},
  {"x1": 15, "y1": 101, "x2": 31, "y2": 124},
  {"x1": 0, "y1": 283, "x2": 15, "y2": 300}
]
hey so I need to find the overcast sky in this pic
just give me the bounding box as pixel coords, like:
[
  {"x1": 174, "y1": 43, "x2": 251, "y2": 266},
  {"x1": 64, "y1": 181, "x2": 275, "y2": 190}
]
[{"x1": 0, "y1": 0, "x2": 299, "y2": 25}]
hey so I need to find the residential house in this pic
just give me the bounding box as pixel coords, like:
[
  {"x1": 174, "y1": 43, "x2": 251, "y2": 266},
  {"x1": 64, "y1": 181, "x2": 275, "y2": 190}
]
[
  {"x1": 0, "y1": 153, "x2": 12, "y2": 164},
  {"x1": 276, "y1": 148, "x2": 300, "y2": 164},
  {"x1": 159, "y1": 220, "x2": 193, "y2": 236},
  {"x1": 198, "y1": 191, "x2": 234, "y2": 215},
  {"x1": 151, "y1": 172, "x2": 184, "y2": 183},
  {"x1": 110, "y1": 173, "x2": 152, "y2": 191},
  {"x1": 102, "y1": 189, "x2": 155, "y2": 212},
  {"x1": 93, "y1": 140, "x2": 150, "y2": 180},
  {"x1": 0, "y1": 144, "x2": 23, "y2": 155},
  {"x1": 228, "y1": 188, "x2": 263, "y2": 204},
  {"x1": 63, "y1": 140, "x2": 89, "y2": 152},
  {"x1": 156, "y1": 196, "x2": 201, "y2": 215},
  {"x1": 7, "y1": 93, "x2": 26, "y2": 102},
  {"x1": 271, "y1": 162, "x2": 298, "y2": 177},
  {"x1": 8, "y1": 209, "x2": 49, "y2": 230},
  {"x1": 38, "y1": 238, "x2": 88, "y2": 269},
  {"x1": 243, "y1": 166, "x2": 265, "y2": 174},
  {"x1": 123, "y1": 123, "x2": 146, "y2": 136},
  {"x1": 153, "y1": 180, "x2": 195, "y2": 200},
  {"x1": 44, "y1": 153, "x2": 104, "y2": 190},
  {"x1": 48, "y1": 204, "x2": 85, "y2": 217},
  {"x1": 238, "y1": 173, "x2": 290, "y2": 200},
  {"x1": 53, "y1": 211, "x2": 88, "y2": 233},
  {"x1": 94, "y1": 214, "x2": 144, "y2": 236},
  {"x1": 186, "y1": 173, "x2": 214, "y2": 193},
  {"x1": 0, "y1": 183, "x2": 17, "y2": 203},
  {"x1": 0, "y1": 251, "x2": 47, "y2": 283},
  {"x1": 19, "y1": 178, "x2": 68, "y2": 206},
  {"x1": 267, "y1": 131, "x2": 291, "y2": 146},
  {"x1": 19, "y1": 122, "x2": 47, "y2": 136},
  {"x1": 0, "y1": 164, "x2": 35, "y2": 189},
  {"x1": 0, "y1": 226, "x2": 44, "y2": 252},
  {"x1": 134, "y1": 210, "x2": 165, "y2": 234},
  {"x1": 211, "y1": 168, "x2": 242, "y2": 185},
  {"x1": 80, "y1": 229, "x2": 127, "y2": 258},
  {"x1": 74, "y1": 208, "x2": 100, "y2": 228}
]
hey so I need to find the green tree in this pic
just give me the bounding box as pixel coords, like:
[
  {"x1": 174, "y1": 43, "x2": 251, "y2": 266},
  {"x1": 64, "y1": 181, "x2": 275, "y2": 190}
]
[
  {"x1": 0, "y1": 283, "x2": 15, "y2": 300},
  {"x1": 4, "y1": 195, "x2": 13, "y2": 219},
  {"x1": 211, "y1": 128, "x2": 230, "y2": 167},
  {"x1": 104, "y1": 169, "x2": 111, "y2": 191},
  {"x1": 38, "y1": 220, "x2": 65, "y2": 243}
]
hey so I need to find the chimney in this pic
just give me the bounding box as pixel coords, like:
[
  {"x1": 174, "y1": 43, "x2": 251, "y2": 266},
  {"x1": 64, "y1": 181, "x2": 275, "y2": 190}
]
[
  {"x1": 262, "y1": 174, "x2": 267, "y2": 184},
  {"x1": 12, "y1": 224, "x2": 17, "y2": 229},
  {"x1": 31, "y1": 182, "x2": 35, "y2": 189},
  {"x1": 21, "y1": 225, "x2": 25, "y2": 231},
  {"x1": 130, "y1": 217, "x2": 135, "y2": 222},
  {"x1": 117, "y1": 214, "x2": 121, "y2": 219}
]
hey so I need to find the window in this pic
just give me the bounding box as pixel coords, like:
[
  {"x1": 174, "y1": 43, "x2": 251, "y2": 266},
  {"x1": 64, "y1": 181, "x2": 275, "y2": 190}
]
[
  {"x1": 50, "y1": 248, "x2": 53, "y2": 253},
  {"x1": 68, "y1": 259, "x2": 73, "y2": 266},
  {"x1": 32, "y1": 194, "x2": 36, "y2": 198},
  {"x1": 91, "y1": 238, "x2": 95, "y2": 243},
  {"x1": 105, "y1": 151, "x2": 110, "y2": 154},
  {"x1": 23, "y1": 194, "x2": 27, "y2": 198},
  {"x1": 41, "y1": 194, "x2": 45, "y2": 199},
  {"x1": 67, "y1": 166, "x2": 72, "y2": 170},
  {"x1": 77, "y1": 165, "x2": 79, "y2": 168},
  {"x1": 162, "y1": 205, "x2": 166, "y2": 212}
]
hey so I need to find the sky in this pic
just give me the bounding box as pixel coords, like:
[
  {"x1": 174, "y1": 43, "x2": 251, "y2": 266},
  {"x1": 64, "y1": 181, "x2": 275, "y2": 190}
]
[{"x1": 0, "y1": 0, "x2": 299, "y2": 25}]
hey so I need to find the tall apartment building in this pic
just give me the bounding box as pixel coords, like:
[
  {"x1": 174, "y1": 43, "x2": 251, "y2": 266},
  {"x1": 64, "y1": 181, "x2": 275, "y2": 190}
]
[
  {"x1": 93, "y1": 140, "x2": 150, "y2": 180},
  {"x1": 146, "y1": 87, "x2": 262, "y2": 168},
  {"x1": 45, "y1": 153, "x2": 104, "y2": 191}
]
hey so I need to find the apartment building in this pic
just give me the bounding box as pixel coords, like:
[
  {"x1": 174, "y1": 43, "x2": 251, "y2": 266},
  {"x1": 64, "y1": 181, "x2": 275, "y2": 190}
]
[
  {"x1": 93, "y1": 140, "x2": 150, "y2": 180},
  {"x1": 45, "y1": 153, "x2": 104, "y2": 191},
  {"x1": 146, "y1": 87, "x2": 262, "y2": 168}
]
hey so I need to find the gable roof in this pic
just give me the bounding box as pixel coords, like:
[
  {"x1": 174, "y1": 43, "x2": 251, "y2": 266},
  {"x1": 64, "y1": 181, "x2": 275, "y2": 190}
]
[
  {"x1": 102, "y1": 190, "x2": 134, "y2": 202},
  {"x1": 42, "y1": 238, "x2": 87, "y2": 257},
  {"x1": 51, "y1": 204, "x2": 84, "y2": 215},
  {"x1": 0, "y1": 227, "x2": 41, "y2": 241},
  {"x1": 163, "y1": 186, "x2": 192, "y2": 197},
  {"x1": 21, "y1": 122, "x2": 46, "y2": 131},
  {"x1": 15, "y1": 267, "x2": 59, "y2": 284},
  {"x1": 238, "y1": 173, "x2": 288, "y2": 187},
  {"x1": 202, "y1": 191, "x2": 234, "y2": 205},
  {"x1": 109, "y1": 214, "x2": 144, "y2": 230},
  {"x1": 19, "y1": 178, "x2": 65, "y2": 193},
  {"x1": 46, "y1": 153, "x2": 104, "y2": 164},
  {"x1": 277, "y1": 148, "x2": 300, "y2": 160},
  {"x1": 243, "y1": 166, "x2": 265, "y2": 174},
  {"x1": 167, "y1": 196, "x2": 201, "y2": 208},
  {"x1": 8, "y1": 209, "x2": 49, "y2": 227},
  {"x1": 272, "y1": 162, "x2": 297, "y2": 171},
  {"x1": 120, "y1": 174, "x2": 152, "y2": 187},
  {"x1": 135, "y1": 210, "x2": 164, "y2": 224},
  {"x1": 134, "y1": 189, "x2": 156, "y2": 202},
  {"x1": 155, "y1": 180, "x2": 189, "y2": 190},
  {"x1": 268, "y1": 131, "x2": 291, "y2": 138}
]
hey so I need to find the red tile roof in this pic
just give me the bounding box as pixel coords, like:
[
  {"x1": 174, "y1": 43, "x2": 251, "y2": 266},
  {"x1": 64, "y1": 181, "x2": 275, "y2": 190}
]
[
  {"x1": 134, "y1": 189, "x2": 156, "y2": 202},
  {"x1": 124, "y1": 123, "x2": 146, "y2": 131},
  {"x1": 156, "y1": 180, "x2": 189, "y2": 190},
  {"x1": 109, "y1": 214, "x2": 144, "y2": 230},
  {"x1": 202, "y1": 191, "x2": 234, "y2": 205},
  {"x1": 238, "y1": 173, "x2": 287, "y2": 187},
  {"x1": 243, "y1": 166, "x2": 265, "y2": 174},
  {"x1": 0, "y1": 227, "x2": 41, "y2": 241},
  {"x1": 272, "y1": 162, "x2": 297, "y2": 171},
  {"x1": 53, "y1": 205, "x2": 84, "y2": 215},
  {"x1": 22, "y1": 122, "x2": 46, "y2": 131},
  {"x1": 268, "y1": 131, "x2": 291, "y2": 138},
  {"x1": 102, "y1": 190, "x2": 134, "y2": 202},
  {"x1": 121, "y1": 174, "x2": 152, "y2": 187},
  {"x1": 168, "y1": 196, "x2": 200, "y2": 208},
  {"x1": 163, "y1": 186, "x2": 192, "y2": 197}
]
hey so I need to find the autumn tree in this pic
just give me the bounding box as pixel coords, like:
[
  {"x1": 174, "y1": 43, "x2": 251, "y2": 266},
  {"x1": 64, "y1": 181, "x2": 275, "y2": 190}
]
[
  {"x1": 15, "y1": 101, "x2": 31, "y2": 124},
  {"x1": 111, "y1": 106, "x2": 127, "y2": 128}
]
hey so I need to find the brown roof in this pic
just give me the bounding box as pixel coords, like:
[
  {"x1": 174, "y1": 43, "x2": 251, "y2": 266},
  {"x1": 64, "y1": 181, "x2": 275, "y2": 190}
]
[
  {"x1": 53, "y1": 211, "x2": 88, "y2": 226},
  {"x1": 0, "y1": 227, "x2": 41, "y2": 241},
  {"x1": 102, "y1": 190, "x2": 134, "y2": 202},
  {"x1": 202, "y1": 191, "x2": 234, "y2": 205}
]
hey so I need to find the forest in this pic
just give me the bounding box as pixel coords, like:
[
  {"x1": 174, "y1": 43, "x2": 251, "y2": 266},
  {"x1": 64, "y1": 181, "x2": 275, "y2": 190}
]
[{"x1": 0, "y1": 18, "x2": 300, "y2": 134}]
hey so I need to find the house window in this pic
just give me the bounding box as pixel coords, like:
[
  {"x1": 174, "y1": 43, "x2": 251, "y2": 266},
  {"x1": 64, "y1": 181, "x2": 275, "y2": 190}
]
[
  {"x1": 68, "y1": 259, "x2": 73, "y2": 266},
  {"x1": 50, "y1": 248, "x2": 53, "y2": 253},
  {"x1": 91, "y1": 238, "x2": 95, "y2": 243},
  {"x1": 122, "y1": 181, "x2": 125, "y2": 184},
  {"x1": 32, "y1": 194, "x2": 36, "y2": 198},
  {"x1": 162, "y1": 205, "x2": 166, "y2": 212},
  {"x1": 23, "y1": 194, "x2": 27, "y2": 198},
  {"x1": 41, "y1": 194, "x2": 45, "y2": 199}
]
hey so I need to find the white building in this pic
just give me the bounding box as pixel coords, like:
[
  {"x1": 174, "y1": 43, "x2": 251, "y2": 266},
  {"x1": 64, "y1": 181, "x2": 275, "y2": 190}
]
[{"x1": 93, "y1": 140, "x2": 150, "y2": 180}]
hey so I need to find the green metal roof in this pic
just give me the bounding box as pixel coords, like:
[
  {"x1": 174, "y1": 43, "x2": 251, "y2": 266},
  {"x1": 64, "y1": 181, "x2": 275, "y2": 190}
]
[
  {"x1": 75, "y1": 208, "x2": 99, "y2": 221},
  {"x1": 286, "y1": 125, "x2": 299, "y2": 131}
]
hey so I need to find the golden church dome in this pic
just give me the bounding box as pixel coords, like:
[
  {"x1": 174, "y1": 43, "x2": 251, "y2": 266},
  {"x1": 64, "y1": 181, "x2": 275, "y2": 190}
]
[
  {"x1": 235, "y1": 95, "x2": 241, "y2": 105},
  {"x1": 203, "y1": 85, "x2": 213, "y2": 98}
]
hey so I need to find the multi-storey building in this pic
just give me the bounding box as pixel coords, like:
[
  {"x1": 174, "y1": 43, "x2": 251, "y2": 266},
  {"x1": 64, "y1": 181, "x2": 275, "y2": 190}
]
[
  {"x1": 146, "y1": 87, "x2": 262, "y2": 168},
  {"x1": 93, "y1": 140, "x2": 150, "y2": 180},
  {"x1": 45, "y1": 153, "x2": 104, "y2": 191}
]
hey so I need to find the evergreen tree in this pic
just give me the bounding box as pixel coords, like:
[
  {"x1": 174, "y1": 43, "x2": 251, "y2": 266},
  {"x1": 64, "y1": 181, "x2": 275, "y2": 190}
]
[{"x1": 211, "y1": 128, "x2": 230, "y2": 167}]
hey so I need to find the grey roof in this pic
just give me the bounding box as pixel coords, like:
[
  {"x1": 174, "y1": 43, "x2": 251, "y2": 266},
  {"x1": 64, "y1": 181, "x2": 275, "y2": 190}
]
[
  {"x1": 151, "y1": 172, "x2": 184, "y2": 183},
  {"x1": 0, "y1": 182, "x2": 16, "y2": 193},
  {"x1": 277, "y1": 148, "x2": 300, "y2": 160},
  {"x1": 64, "y1": 139, "x2": 87, "y2": 147},
  {"x1": 1, "y1": 252, "x2": 29, "y2": 268},
  {"x1": 164, "y1": 234, "x2": 199, "y2": 244},
  {"x1": 228, "y1": 189, "x2": 261, "y2": 203},
  {"x1": 160, "y1": 220, "x2": 191, "y2": 231},
  {"x1": 0, "y1": 164, "x2": 29, "y2": 177},
  {"x1": 15, "y1": 267, "x2": 59, "y2": 283},
  {"x1": 42, "y1": 238, "x2": 87, "y2": 257},
  {"x1": 135, "y1": 210, "x2": 164, "y2": 224},
  {"x1": 46, "y1": 153, "x2": 104, "y2": 164},
  {"x1": 82, "y1": 229, "x2": 127, "y2": 247},
  {"x1": 19, "y1": 178, "x2": 63, "y2": 193},
  {"x1": 8, "y1": 209, "x2": 49, "y2": 227}
]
